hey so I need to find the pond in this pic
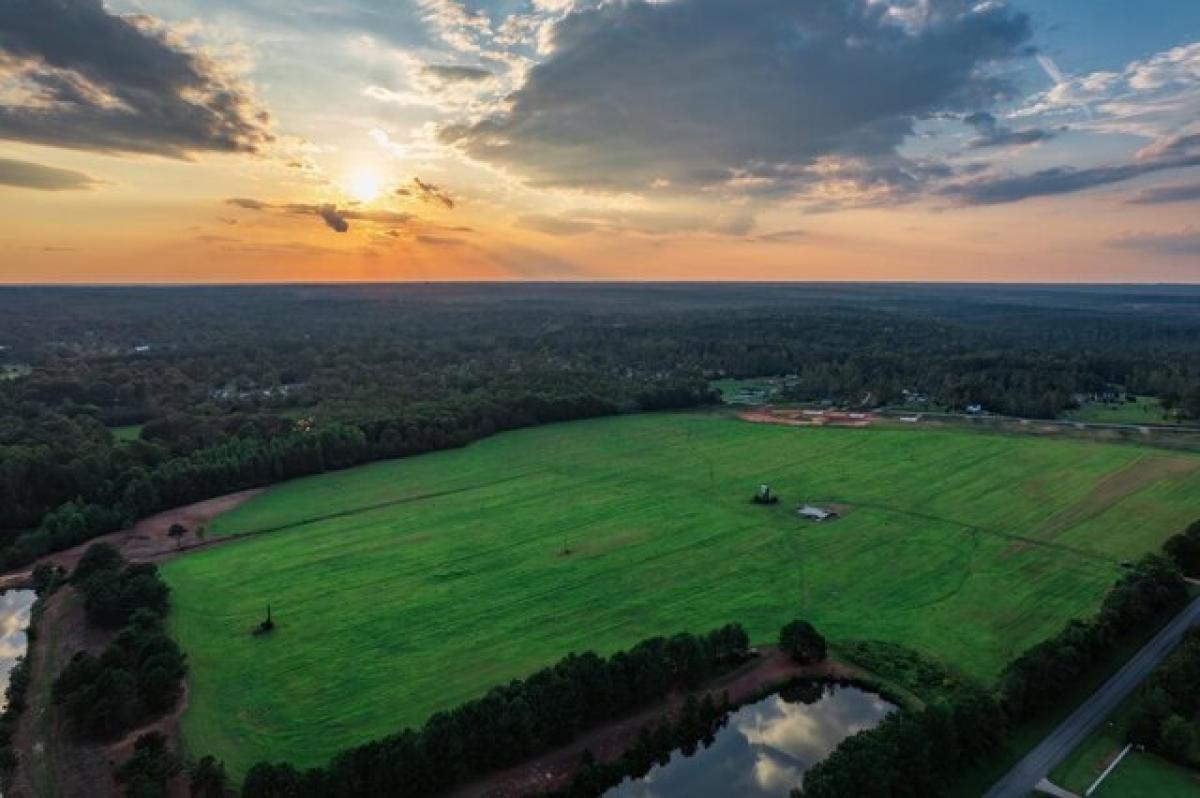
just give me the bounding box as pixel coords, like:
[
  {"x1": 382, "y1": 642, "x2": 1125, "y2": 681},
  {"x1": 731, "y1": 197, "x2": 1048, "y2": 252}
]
[
  {"x1": 606, "y1": 682, "x2": 896, "y2": 798},
  {"x1": 0, "y1": 590, "x2": 36, "y2": 710}
]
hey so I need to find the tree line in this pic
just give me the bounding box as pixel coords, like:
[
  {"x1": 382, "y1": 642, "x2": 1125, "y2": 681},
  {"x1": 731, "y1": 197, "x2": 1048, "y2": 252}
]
[
  {"x1": 1126, "y1": 626, "x2": 1200, "y2": 765},
  {"x1": 240, "y1": 623, "x2": 752, "y2": 797},
  {"x1": 1, "y1": 380, "x2": 712, "y2": 573},
  {"x1": 7, "y1": 284, "x2": 1200, "y2": 552},
  {"x1": 794, "y1": 551, "x2": 1190, "y2": 797},
  {"x1": 51, "y1": 545, "x2": 187, "y2": 740},
  {"x1": 998, "y1": 554, "x2": 1189, "y2": 721}
]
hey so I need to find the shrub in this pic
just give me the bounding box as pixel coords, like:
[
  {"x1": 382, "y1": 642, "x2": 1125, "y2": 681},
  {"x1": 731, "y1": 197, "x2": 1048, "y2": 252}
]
[{"x1": 780, "y1": 620, "x2": 827, "y2": 665}]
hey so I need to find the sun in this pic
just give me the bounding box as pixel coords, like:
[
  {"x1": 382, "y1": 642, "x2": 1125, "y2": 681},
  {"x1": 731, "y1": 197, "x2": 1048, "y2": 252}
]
[{"x1": 346, "y1": 170, "x2": 382, "y2": 203}]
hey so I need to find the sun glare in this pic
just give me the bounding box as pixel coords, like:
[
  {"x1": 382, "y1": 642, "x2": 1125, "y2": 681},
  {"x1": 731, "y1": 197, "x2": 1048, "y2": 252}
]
[{"x1": 347, "y1": 170, "x2": 382, "y2": 203}]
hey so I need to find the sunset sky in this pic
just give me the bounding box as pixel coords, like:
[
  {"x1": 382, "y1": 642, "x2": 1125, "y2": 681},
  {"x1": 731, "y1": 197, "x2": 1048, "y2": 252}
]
[{"x1": 1, "y1": 0, "x2": 1198, "y2": 283}]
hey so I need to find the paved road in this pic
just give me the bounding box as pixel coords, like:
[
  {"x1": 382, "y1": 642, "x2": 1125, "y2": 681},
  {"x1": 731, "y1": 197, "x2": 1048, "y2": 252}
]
[
  {"x1": 878, "y1": 409, "x2": 1200, "y2": 436},
  {"x1": 984, "y1": 596, "x2": 1200, "y2": 798}
]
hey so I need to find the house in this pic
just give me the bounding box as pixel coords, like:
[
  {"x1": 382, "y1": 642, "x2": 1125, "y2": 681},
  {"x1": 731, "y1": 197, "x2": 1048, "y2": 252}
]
[{"x1": 798, "y1": 504, "x2": 838, "y2": 522}]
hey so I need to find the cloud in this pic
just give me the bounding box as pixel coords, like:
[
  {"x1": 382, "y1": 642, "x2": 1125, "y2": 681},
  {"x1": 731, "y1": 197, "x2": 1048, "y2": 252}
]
[
  {"x1": 225, "y1": 197, "x2": 415, "y2": 232},
  {"x1": 0, "y1": 156, "x2": 96, "y2": 190},
  {"x1": 396, "y1": 177, "x2": 455, "y2": 209},
  {"x1": 420, "y1": 64, "x2": 492, "y2": 85},
  {"x1": 1016, "y1": 42, "x2": 1200, "y2": 140},
  {"x1": 1108, "y1": 228, "x2": 1200, "y2": 256},
  {"x1": 415, "y1": 234, "x2": 464, "y2": 246},
  {"x1": 517, "y1": 206, "x2": 754, "y2": 237},
  {"x1": 755, "y1": 229, "x2": 809, "y2": 243},
  {"x1": 317, "y1": 205, "x2": 349, "y2": 233},
  {"x1": 963, "y1": 111, "x2": 1055, "y2": 149},
  {"x1": 0, "y1": 0, "x2": 272, "y2": 157},
  {"x1": 418, "y1": 0, "x2": 492, "y2": 54},
  {"x1": 518, "y1": 214, "x2": 596, "y2": 236},
  {"x1": 1128, "y1": 182, "x2": 1200, "y2": 204},
  {"x1": 942, "y1": 149, "x2": 1200, "y2": 205},
  {"x1": 440, "y1": 0, "x2": 1031, "y2": 192}
]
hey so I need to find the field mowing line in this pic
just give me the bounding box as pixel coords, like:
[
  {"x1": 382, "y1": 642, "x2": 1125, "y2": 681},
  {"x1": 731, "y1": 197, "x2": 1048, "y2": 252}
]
[
  {"x1": 841, "y1": 499, "x2": 1115, "y2": 565},
  {"x1": 216, "y1": 473, "x2": 533, "y2": 540}
]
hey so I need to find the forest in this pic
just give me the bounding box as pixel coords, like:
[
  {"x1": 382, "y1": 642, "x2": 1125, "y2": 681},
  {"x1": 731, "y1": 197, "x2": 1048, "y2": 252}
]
[{"x1": 3, "y1": 283, "x2": 1200, "y2": 565}]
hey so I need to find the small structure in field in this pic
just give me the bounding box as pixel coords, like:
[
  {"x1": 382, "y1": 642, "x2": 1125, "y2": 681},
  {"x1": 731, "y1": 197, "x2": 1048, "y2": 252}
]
[
  {"x1": 798, "y1": 504, "x2": 838, "y2": 522},
  {"x1": 253, "y1": 604, "x2": 276, "y2": 636},
  {"x1": 752, "y1": 484, "x2": 779, "y2": 505}
]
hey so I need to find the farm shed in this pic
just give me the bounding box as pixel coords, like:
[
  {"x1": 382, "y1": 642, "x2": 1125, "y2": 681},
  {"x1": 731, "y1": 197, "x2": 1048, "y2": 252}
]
[{"x1": 798, "y1": 505, "x2": 838, "y2": 522}]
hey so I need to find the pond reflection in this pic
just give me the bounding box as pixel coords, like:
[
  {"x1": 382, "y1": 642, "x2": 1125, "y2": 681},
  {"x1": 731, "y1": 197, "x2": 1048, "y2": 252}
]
[
  {"x1": 606, "y1": 683, "x2": 895, "y2": 798},
  {"x1": 0, "y1": 590, "x2": 35, "y2": 710}
]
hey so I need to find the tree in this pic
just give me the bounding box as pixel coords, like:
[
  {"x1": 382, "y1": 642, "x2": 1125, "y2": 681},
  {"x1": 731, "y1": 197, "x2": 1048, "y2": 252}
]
[
  {"x1": 779, "y1": 620, "x2": 826, "y2": 665},
  {"x1": 72, "y1": 542, "x2": 124, "y2": 583},
  {"x1": 189, "y1": 755, "x2": 229, "y2": 798},
  {"x1": 116, "y1": 732, "x2": 180, "y2": 798},
  {"x1": 1164, "y1": 520, "x2": 1200, "y2": 576},
  {"x1": 168, "y1": 523, "x2": 187, "y2": 548},
  {"x1": 242, "y1": 762, "x2": 301, "y2": 798},
  {"x1": 1160, "y1": 714, "x2": 1196, "y2": 765}
]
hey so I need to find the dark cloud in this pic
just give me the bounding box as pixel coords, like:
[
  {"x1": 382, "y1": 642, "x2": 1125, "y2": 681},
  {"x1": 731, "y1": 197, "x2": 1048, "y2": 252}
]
[
  {"x1": 397, "y1": 177, "x2": 455, "y2": 209},
  {"x1": 420, "y1": 64, "x2": 492, "y2": 84},
  {"x1": 1109, "y1": 229, "x2": 1200, "y2": 256},
  {"x1": 317, "y1": 205, "x2": 349, "y2": 233},
  {"x1": 440, "y1": 0, "x2": 1031, "y2": 191},
  {"x1": 963, "y1": 111, "x2": 1054, "y2": 149},
  {"x1": 755, "y1": 229, "x2": 809, "y2": 243},
  {"x1": 943, "y1": 153, "x2": 1200, "y2": 205},
  {"x1": 225, "y1": 197, "x2": 414, "y2": 232},
  {"x1": 1128, "y1": 183, "x2": 1200, "y2": 204},
  {"x1": 0, "y1": 156, "x2": 96, "y2": 190},
  {"x1": 0, "y1": 0, "x2": 272, "y2": 157}
]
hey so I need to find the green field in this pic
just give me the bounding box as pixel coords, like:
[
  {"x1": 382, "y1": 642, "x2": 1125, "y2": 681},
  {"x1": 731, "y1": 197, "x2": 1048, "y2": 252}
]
[
  {"x1": 110, "y1": 424, "x2": 144, "y2": 442},
  {"x1": 1068, "y1": 396, "x2": 1179, "y2": 426},
  {"x1": 162, "y1": 413, "x2": 1200, "y2": 776},
  {"x1": 1095, "y1": 752, "x2": 1200, "y2": 796}
]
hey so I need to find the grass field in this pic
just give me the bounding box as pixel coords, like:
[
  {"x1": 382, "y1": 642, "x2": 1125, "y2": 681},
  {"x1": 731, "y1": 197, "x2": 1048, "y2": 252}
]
[
  {"x1": 110, "y1": 424, "x2": 143, "y2": 442},
  {"x1": 1095, "y1": 752, "x2": 1200, "y2": 796},
  {"x1": 161, "y1": 412, "x2": 1200, "y2": 776},
  {"x1": 1068, "y1": 396, "x2": 1179, "y2": 426}
]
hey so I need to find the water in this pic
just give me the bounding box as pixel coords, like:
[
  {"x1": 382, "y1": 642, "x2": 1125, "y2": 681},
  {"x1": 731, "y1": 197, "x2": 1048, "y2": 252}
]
[
  {"x1": 606, "y1": 683, "x2": 896, "y2": 798},
  {"x1": 0, "y1": 590, "x2": 36, "y2": 710}
]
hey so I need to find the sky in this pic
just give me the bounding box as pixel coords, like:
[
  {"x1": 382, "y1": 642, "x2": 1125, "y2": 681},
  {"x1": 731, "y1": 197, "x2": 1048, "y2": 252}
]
[{"x1": 0, "y1": 0, "x2": 1198, "y2": 283}]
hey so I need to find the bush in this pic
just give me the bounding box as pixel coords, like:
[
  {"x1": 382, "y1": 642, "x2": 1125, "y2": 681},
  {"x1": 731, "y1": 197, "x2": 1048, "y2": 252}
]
[
  {"x1": 115, "y1": 732, "x2": 180, "y2": 798},
  {"x1": 190, "y1": 755, "x2": 230, "y2": 798},
  {"x1": 1164, "y1": 519, "x2": 1200, "y2": 576},
  {"x1": 73, "y1": 545, "x2": 171, "y2": 628},
  {"x1": 780, "y1": 620, "x2": 827, "y2": 665}
]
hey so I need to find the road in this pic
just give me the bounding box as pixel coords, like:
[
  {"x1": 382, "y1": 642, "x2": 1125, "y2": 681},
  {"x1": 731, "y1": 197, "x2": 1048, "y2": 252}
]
[
  {"x1": 878, "y1": 409, "x2": 1200, "y2": 436},
  {"x1": 984, "y1": 595, "x2": 1200, "y2": 798}
]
